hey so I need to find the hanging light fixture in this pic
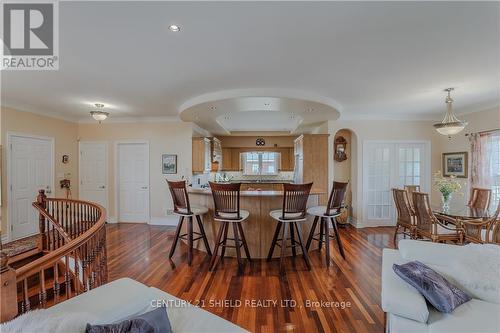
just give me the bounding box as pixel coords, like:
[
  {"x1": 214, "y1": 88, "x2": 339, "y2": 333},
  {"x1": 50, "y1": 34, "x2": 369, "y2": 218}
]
[
  {"x1": 433, "y1": 88, "x2": 467, "y2": 136},
  {"x1": 90, "y1": 103, "x2": 109, "y2": 123}
]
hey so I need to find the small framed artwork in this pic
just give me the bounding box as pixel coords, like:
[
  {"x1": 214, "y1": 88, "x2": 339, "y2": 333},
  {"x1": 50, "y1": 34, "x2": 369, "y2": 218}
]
[
  {"x1": 162, "y1": 154, "x2": 177, "y2": 174},
  {"x1": 442, "y1": 152, "x2": 468, "y2": 178}
]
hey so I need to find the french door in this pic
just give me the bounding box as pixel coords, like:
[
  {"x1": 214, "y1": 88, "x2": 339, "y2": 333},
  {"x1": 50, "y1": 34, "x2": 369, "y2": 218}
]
[
  {"x1": 79, "y1": 142, "x2": 108, "y2": 212},
  {"x1": 363, "y1": 141, "x2": 430, "y2": 226},
  {"x1": 116, "y1": 142, "x2": 150, "y2": 223},
  {"x1": 9, "y1": 134, "x2": 54, "y2": 240}
]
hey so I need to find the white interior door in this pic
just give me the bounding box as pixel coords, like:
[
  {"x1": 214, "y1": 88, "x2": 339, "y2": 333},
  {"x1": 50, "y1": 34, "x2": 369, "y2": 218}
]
[
  {"x1": 79, "y1": 142, "x2": 108, "y2": 211},
  {"x1": 10, "y1": 135, "x2": 54, "y2": 240},
  {"x1": 363, "y1": 141, "x2": 429, "y2": 226},
  {"x1": 117, "y1": 142, "x2": 149, "y2": 223}
]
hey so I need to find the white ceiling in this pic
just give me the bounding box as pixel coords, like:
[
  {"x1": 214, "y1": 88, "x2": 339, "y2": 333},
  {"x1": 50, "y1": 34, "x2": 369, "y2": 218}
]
[
  {"x1": 1, "y1": 2, "x2": 499, "y2": 129},
  {"x1": 180, "y1": 94, "x2": 340, "y2": 134}
]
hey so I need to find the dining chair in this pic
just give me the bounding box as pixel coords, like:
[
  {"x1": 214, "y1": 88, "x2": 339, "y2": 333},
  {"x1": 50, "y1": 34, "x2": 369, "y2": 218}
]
[
  {"x1": 468, "y1": 187, "x2": 492, "y2": 210},
  {"x1": 412, "y1": 192, "x2": 463, "y2": 243},
  {"x1": 460, "y1": 201, "x2": 500, "y2": 244},
  {"x1": 392, "y1": 188, "x2": 416, "y2": 247},
  {"x1": 208, "y1": 182, "x2": 251, "y2": 273},
  {"x1": 305, "y1": 181, "x2": 347, "y2": 265},
  {"x1": 167, "y1": 180, "x2": 212, "y2": 265},
  {"x1": 404, "y1": 184, "x2": 420, "y2": 213},
  {"x1": 267, "y1": 183, "x2": 313, "y2": 275}
]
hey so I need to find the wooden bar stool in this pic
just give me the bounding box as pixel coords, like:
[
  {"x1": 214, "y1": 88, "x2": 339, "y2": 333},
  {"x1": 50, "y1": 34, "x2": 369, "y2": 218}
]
[
  {"x1": 267, "y1": 183, "x2": 313, "y2": 275},
  {"x1": 306, "y1": 181, "x2": 347, "y2": 266},
  {"x1": 208, "y1": 182, "x2": 251, "y2": 273},
  {"x1": 167, "y1": 180, "x2": 212, "y2": 266}
]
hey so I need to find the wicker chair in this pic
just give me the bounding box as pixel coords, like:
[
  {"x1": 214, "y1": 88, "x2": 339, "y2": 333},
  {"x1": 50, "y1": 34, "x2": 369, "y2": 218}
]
[
  {"x1": 460, "y1": 201, "x2": 500, "y2": 244},
  {"x1": 392, "y1": 188, "x2": 416, "y2": 247},
  {"x1": 404, "y1": 185, "x2": 420, "y2": 213},
  {"x1": 413, "y1": 192, "x2": 463, "y2": 243},
  {"x1": 468, "y1": 187, "x2": 492, "y2": 210}
]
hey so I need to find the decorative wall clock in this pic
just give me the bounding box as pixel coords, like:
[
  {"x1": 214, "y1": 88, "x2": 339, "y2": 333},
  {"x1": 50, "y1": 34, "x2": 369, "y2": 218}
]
[{"x1": 256, "y1": 138, "x2": 265, "y2": 146}]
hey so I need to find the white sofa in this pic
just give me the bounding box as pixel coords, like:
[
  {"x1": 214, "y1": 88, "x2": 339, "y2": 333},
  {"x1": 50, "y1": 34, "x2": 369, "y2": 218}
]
[
  {"x1": 382, "y1": 240, "x2": 500, "y2": 333},
  {"x1": 43, "y1": 278, "x2": 248, "y2": 332}
]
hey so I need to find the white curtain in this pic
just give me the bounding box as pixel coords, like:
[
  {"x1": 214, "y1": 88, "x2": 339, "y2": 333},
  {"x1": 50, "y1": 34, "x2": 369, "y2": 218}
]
[
  {"x1": 470, "y1": 131, "x2": 500, "y2": 209},
  {"x1": 470, "y1": 132, "x2": 492, "y2": 188}
]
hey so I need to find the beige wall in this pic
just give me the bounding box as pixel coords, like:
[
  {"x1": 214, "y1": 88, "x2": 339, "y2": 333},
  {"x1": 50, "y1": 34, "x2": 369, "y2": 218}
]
[
  {"x1": 78, "y1": 121, "x2": 193, "y2": 221},
  {"x1": 332, "y1": 129, "x2": 353, "y2": 213},
  {"x1": 329, "y1": 119, "x2": 441, "y2": 226},
  {"x1": 218, "y1": 135, "x2": 296, "y2": 148},
  {"x1": 328, "y1": 107, "x2": 499, "y2": 227},
  {"x1": 1, "y1": 107, "x2": 78, "y2": 236},
  {"x1": 434, "y1": 106, "x2": 500, "y2": 208}
]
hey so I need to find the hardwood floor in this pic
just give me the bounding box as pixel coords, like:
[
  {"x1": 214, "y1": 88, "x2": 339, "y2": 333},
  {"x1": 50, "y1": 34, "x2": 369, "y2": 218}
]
[{"x1": 107, "y1": 223, "x2": 396, "y2": 333}]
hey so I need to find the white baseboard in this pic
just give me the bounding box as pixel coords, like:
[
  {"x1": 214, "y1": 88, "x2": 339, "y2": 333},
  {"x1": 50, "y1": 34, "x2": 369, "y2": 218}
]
[
  {"x1": 107, "y1": 216, "x2": 117, "y2": 224},
  {"x1": 1, "y1": 234, "x2": 9, "y2": 244},
  {"x1": 352, "y1": 220, "x2": 396, "y2": 228},
  {"x1": 149, "y1": 216, "x2": 179, "y2": 226}
]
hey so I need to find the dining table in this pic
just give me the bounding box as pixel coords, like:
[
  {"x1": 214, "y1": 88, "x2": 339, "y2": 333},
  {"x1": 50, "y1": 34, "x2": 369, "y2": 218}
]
[{"x1": 433, "y1": 205, "x2": 493, "y2": 225}]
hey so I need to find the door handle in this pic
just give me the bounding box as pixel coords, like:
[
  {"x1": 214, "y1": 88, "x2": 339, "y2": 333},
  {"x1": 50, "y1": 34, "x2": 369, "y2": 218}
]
[{"x1": 99, "y1": 186, "x2": 106, "y2": 189}]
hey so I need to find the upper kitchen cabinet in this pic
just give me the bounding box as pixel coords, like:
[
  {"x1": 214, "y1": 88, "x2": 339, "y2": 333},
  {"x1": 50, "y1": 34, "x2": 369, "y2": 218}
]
[
  {"x1": 193, "y1": 137, "x2": 223, "y2": 173},
  {"x1": 192, "y1": 137, "x2": 212, "y2": 173},
  {"x1": 279, "y1": 147, "x2": 294, "y2": 171}
]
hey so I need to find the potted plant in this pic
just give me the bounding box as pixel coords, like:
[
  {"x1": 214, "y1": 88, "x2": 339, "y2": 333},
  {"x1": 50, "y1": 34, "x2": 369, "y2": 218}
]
[{"x1": 433, "y1": 171, "x2": 462, "y2": 211}]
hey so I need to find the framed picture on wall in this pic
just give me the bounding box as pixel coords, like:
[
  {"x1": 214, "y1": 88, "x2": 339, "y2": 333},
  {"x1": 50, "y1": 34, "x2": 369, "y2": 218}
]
[
  {"x1": 442, "y1": 152, "x2": 468, "y2": 178},
  {"x1": 162, "y1": 154, "x2": 177, "y2": 174}
]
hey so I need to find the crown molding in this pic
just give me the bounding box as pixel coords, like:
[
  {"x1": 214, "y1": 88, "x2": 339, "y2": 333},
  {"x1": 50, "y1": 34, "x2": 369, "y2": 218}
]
[
  {"x1": 1, "y1": 103, "x2": 78, "y2": 123},
  {"x1": 77, "y1": 115, "x2": 181, "y2": 124}
]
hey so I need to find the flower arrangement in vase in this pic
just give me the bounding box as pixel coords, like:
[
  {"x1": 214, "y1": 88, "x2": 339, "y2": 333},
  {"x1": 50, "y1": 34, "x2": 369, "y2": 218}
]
[{"x1": 433, "y1": 171, "x2": 462, "y2": 211}]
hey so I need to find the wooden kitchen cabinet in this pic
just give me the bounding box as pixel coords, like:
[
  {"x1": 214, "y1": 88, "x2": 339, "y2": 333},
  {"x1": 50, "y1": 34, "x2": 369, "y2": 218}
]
[
  {"x1": 294, "y1": 134, "x2": 329, "y2": 204},
  {"x1": 278, "y1": 147, "x2": 295, "y2": 171},
  {"x1": 221, "y1": 148, "x2": 232, "y2": 171},
  {"x1": 192, "y1": 137, "x2": 212, "y2": 173}
]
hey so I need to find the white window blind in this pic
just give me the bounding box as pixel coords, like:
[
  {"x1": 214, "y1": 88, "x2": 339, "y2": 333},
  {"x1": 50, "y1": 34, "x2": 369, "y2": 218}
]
[{"x1": 241, "y1": 152, "x2": 280, "y2": 175}]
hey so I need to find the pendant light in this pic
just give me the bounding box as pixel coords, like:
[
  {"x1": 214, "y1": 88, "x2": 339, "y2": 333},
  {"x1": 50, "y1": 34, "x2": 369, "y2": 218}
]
[
  {"x1": 433, "y1": 88, "x2": 467, "y2": 136},
  {"x1": 90, "y1": 103, "x2": 109, "y2": 123}
]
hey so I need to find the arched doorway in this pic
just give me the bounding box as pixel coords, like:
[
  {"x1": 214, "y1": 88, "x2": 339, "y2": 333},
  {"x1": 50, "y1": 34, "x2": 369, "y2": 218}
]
[{"x1": 333, "y1": 129, "x2": 357, "y2": 226}]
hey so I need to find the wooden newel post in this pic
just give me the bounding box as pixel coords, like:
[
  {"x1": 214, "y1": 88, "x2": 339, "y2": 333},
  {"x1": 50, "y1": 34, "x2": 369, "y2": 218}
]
[
  {"x1": 0, "y1": 251, "x2": 18, "y2": 322},
  {"x1": 37, "y1": 189, "x2": 47, "y2": 251}
]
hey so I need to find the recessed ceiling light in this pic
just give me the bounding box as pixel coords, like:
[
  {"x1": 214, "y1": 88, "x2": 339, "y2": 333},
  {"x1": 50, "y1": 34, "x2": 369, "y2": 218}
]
[{"x1": 169, "y1": 25, "x2": 180, "y2": 32}]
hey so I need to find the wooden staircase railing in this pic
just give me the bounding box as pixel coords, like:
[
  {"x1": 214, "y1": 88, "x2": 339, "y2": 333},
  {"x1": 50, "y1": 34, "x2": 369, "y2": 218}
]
[{"x1": 0, "y1": 190, "x2": 107, "y2": 322}]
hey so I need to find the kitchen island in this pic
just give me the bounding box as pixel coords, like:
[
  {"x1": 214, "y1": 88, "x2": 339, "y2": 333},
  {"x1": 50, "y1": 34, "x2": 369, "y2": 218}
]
[{"x1": 184, "y1": 187, "x2": 325, "y2": 258}]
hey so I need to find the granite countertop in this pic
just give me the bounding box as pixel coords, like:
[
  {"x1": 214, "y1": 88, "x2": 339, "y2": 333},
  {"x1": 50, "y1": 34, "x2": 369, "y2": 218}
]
[
  {"x1": 188, "y1": 187, "x2": 325, "y2": 196},
  {"x1": 222, "y1": 180, "x2": 295, "y2": 184}
]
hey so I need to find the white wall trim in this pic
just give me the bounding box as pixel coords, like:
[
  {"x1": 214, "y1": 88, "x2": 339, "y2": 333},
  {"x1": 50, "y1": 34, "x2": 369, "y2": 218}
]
[
  {"x1": 78, "y1": 116, "x2": 180, "y2": 124},
  {"x1": 114, "y1": 140, "x2": 151, "y2": 223},
  {"x1": 107, "y1": 216, "x2": 118, "y2": 224},
  {"x1": 149, "y1": 216, "x2": 179, "y2": 226},
  {"x1": 7, "y1": 132, "x2": 55, "y2": 242},
  {"x1": 1, "y1": 234, "x2": 9, "y2": 245}
]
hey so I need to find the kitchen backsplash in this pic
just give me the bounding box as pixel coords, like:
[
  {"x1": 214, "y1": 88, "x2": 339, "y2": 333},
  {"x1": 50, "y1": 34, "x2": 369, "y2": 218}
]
[
  {"x1": 191, "y1": 171, "x2": 294, "y2": 188},
  {"x1": 218, "y1": 171, "x2": 294, "y2": 182}
]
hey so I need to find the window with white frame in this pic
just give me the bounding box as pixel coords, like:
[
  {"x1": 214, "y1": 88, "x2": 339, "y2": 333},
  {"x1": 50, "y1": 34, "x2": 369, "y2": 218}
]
[{"x1": 241, "y1": 152, "x2": 280, "y2": 175}]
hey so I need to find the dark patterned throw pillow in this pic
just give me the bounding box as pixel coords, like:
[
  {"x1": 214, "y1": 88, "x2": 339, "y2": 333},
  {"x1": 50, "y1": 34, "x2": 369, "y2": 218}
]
[
  {"x1": 86, "y1": 306, "x2": 172, "y2": 333},
  {"x1": 393, "y1": 261, "x2": 471, "y2": 313}
]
